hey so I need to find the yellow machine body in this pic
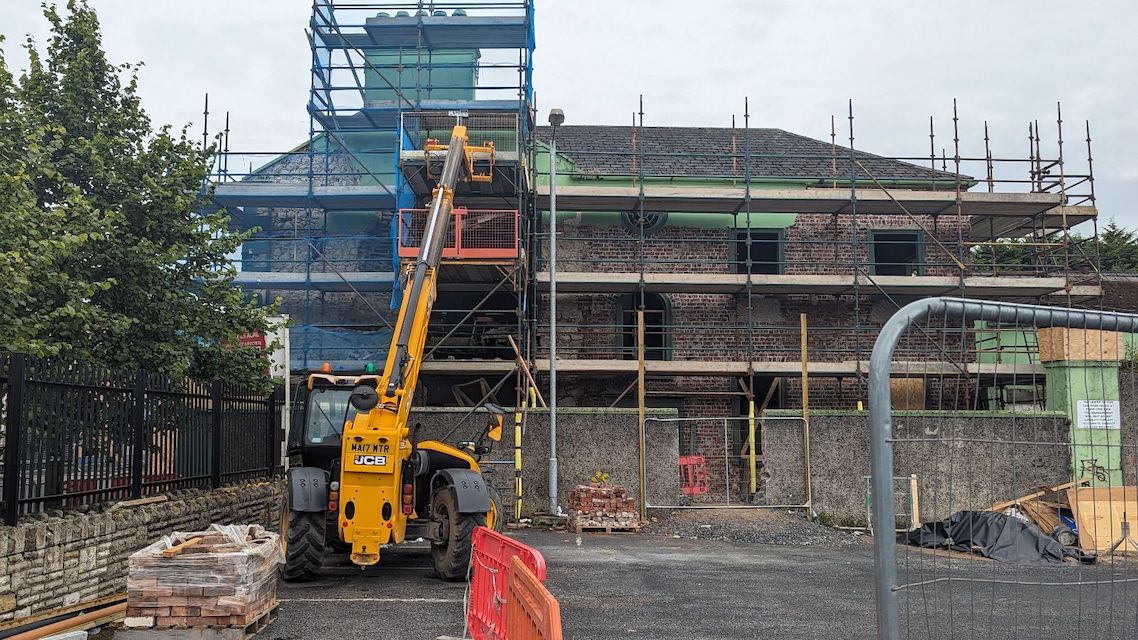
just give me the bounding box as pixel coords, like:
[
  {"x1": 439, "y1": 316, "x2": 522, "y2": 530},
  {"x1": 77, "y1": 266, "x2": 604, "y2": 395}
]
[{"x1": 334, "y1": 124, "x2": 494, "y2": 568}]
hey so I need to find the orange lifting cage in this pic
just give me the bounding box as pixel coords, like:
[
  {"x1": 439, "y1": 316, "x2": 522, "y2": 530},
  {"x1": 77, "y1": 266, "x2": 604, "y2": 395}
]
[{"x1": 397, "y1": 207, "x2": 519, "y2": 260}]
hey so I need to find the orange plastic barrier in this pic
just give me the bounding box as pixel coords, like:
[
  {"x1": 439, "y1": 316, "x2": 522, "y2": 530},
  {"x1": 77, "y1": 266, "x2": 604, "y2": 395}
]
[
  {"x1": 468, "y1": 526, "x2": 547, "y2": 640},
  {"x1": 679, "y1": 454, "x2": 710, "y2": 496},
  {"x1": 506, "y1": 556, "x2": 563, "y2": 640}
]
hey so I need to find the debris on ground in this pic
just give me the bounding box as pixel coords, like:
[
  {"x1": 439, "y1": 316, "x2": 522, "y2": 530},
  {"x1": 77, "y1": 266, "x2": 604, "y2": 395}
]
[
  {"x1": 901, "y1": 510, "x2": 1095, "y2": 564},
  {"x1": 898, "y1": 479, "x2": 1123, "y2": 563},
  {"x1": 510, "y1": 512, "x2": 568, "y2": 531},
  {"x1": 645, "y1": 508, "x2": 864, "y2": 547},
  {"x1": 568, "y1": 483, "x2": 641, "y2": 533}
]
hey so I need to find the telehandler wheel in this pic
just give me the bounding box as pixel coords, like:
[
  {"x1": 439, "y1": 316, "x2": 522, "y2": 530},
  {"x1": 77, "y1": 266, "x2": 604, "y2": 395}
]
[
  {"x1": 430, "y1": 487, "x2": 486, "y2": 581},
  {"x1": 486, "y1": 484, "x2": 506, "y2": 532},
  {"x1": 280, "y1": 506, "x2": 326, "y2": 582}
]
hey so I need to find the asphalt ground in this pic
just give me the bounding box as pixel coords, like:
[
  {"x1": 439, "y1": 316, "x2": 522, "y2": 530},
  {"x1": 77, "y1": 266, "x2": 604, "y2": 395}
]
[{"x1": 261, "y1": 529, "x2": 1138, "y2": 640}]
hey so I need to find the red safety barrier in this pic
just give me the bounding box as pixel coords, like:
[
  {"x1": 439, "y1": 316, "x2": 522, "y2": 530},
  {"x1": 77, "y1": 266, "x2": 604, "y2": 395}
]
[
  {"x1": 506, "y1": 556, "x2": 563, "y2": 640},
  {"x1": 679, "y1": 454, "x2": 710, "y2": 496},
  {"x1": 468, "y1": 526, "x2": 547, "y2": 640}
]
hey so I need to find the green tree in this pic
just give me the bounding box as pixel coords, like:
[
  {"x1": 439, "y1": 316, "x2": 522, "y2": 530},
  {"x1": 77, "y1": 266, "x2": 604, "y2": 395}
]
[
  {"x1": 971, "y1": 221, "x2": 1138, "y2": 275},
  {"x1": 2, "y1": 1, "x2": 275, "y2": 381},
  {"x1": 1096, "y1": 221, "x2": 1138, "y2": 272},
  {"x1": 0, "y1": 37, "x2": 119, "y2": 357}
]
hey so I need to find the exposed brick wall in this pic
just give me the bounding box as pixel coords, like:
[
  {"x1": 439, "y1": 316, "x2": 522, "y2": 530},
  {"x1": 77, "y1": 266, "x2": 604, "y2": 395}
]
[
  {"x1": 0, "y1": 482, "x2": 283, "y2": 623},
  {"x1": 551, "y1": 221, "x2": 731, "y2": 274},
  {"x1": 542, "y1": 214, "x2": 995, "y2": 489},
  {"x1": 544, "y1": 212, "x2": 969, "y2": 276}
]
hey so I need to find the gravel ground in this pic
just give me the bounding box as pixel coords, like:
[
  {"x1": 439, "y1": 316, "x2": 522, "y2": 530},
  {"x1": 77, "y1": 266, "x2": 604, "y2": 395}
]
[{"x1": 645, "y1": 507, "x2": 868, "y2": 547}]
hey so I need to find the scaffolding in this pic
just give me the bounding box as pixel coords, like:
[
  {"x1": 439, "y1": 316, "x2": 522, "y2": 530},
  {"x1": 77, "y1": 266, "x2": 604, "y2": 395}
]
[
  {"x1": 214, "y1": 1, "x2": 535, "y2": 373},
  {"x1": 524, "y1": 97, "x2": 1102, "y2": 416},
  {"x1": 207, "y1": 2, "x2": 1106, "y2": 425}
]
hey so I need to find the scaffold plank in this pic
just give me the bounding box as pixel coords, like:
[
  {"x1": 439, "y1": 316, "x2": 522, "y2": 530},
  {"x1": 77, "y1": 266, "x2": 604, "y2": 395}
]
[
  {"x1": 535, "y1": 185, "x2": 1071, "y2": 218},
  {"x1": 417, "y1": 358, "x2": 1044, "y2": 380},
  {"x1": 534, "y1": 272, "x2": 1097, "y2": 298},
  {"x1": 213, "y1": 183, "x2": 396, "y2": 209}
]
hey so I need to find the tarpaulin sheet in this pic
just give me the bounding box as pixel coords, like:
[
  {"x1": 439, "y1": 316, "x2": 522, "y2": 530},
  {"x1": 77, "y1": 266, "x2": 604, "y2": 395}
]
[{"x1": 899, "y1": 510, "x2": 1094, "y2": 565}]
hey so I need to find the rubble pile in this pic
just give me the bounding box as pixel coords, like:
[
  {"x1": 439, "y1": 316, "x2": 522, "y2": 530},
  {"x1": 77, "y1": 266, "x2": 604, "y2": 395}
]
[{"x1": 568, "y1": 482, "x2": 641, "y2": 532}]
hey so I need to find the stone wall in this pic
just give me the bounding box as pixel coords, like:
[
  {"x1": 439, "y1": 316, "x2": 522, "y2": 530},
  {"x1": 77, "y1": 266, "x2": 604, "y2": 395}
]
[
  {"x1": 762, "y1": 411, "x2": 1072, "y2": 526},
  {"x1": 407, "y1": 407, "x2": 681, "y2": 514},
  {"x1": 0, "y1": 481, "x2": 283, "y2": 624}
]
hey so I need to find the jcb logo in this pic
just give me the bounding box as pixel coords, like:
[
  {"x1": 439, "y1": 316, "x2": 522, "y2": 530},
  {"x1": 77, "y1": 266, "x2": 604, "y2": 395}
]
[{"x1": 354, "y1": 455, "x2": 387, "y2": 466}]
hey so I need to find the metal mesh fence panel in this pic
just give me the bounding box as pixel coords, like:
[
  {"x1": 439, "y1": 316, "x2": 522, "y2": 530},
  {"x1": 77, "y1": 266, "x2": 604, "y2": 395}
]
[{"x1": 869, "y1": 297, "x2": 1138, "y2": 639}]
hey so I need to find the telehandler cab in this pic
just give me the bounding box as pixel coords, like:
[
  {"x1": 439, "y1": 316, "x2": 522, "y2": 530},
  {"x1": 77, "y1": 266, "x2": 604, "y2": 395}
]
[{"x1": 280, "y1": 123, "x2": 506, "y2": 582}]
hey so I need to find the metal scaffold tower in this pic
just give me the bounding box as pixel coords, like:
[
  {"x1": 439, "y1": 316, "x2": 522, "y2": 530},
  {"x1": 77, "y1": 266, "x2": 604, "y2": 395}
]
[{"x1": 215, "y1": 1, "x2": 535, "y2": 373}]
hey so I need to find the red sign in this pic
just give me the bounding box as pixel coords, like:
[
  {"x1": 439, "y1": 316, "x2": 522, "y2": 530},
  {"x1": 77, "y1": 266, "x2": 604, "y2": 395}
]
[{"x1": 238, "y1": 334, "x2": 267, "y2": 350}]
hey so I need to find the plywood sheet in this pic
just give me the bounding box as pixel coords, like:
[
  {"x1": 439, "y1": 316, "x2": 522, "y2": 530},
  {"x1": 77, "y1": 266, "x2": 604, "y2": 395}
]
[
  {"x1": 1036, "y1": 328, "x2": 1124, "y2": 362},
  {"x1": 1067, "y1": 486, "x2": 1138, "y2": 552},
  {"x1": 891, "y1": 378, "x2": 925, "y2": 410}
]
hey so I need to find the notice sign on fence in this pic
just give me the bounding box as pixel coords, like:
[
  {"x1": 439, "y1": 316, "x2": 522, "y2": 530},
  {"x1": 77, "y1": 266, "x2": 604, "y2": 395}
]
[{"x1": 1076, "y1": 400, "x2": 1121, "y2": 430}]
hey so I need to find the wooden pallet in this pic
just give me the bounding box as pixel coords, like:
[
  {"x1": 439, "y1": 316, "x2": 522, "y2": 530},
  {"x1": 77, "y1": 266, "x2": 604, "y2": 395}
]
[
  {"x1": 116, "y1": 605, "x2": 278, "y2": 640},
  {"x1": 573, "y1": 522, "x2": 641, "y2": 534}
]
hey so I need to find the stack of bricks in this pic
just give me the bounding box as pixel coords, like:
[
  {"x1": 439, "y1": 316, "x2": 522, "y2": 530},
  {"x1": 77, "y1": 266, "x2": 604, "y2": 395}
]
[
  {"x1": 123, "y1": 525, "x2": 279, "y2": 631},
  {"x1": 568, "y1": 483, "x2": 640, "y2": 532}
]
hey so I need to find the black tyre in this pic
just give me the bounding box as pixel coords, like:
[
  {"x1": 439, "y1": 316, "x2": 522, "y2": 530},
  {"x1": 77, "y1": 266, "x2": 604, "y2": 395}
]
[
  {"x1": 430, "y1": 487, "x2": 485, "y2": 581},
  {"x1": 280, "y1": 505, "x2": 326, "y2": 582},
  {"x1": 487, "y1": 483, "x2": 506, "y2": 532}
]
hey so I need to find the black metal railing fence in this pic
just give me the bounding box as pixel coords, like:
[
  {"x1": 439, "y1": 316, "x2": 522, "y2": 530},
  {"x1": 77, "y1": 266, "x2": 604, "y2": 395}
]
[{"x1": 0, "y1": 353, "x2": 283, "y2": 525}]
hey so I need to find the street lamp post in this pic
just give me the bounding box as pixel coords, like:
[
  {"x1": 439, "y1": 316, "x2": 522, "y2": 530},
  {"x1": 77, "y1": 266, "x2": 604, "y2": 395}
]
[{"x1": 547, "y1": 108, "x2": 564, "y2": 514}]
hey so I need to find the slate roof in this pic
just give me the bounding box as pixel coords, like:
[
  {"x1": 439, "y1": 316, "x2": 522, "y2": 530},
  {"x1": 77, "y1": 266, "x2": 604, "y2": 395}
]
[
  {"x1": 535, "y1": 125, "x2": 963, "y2": 184},
  {"x1": 1101, "y1": 273, "x2": 1138, "y2": 312}
]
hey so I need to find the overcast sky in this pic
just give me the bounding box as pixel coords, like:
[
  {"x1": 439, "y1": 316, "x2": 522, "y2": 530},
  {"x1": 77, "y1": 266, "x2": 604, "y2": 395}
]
[{"x1": 3, "y1": 0, "x2": 1135, "y2": 228}]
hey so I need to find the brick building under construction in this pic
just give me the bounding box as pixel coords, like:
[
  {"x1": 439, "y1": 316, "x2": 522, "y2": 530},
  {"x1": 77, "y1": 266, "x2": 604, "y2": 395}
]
[{"x1": 212, "y1": 1, "x2": 1109, "y2": 507}]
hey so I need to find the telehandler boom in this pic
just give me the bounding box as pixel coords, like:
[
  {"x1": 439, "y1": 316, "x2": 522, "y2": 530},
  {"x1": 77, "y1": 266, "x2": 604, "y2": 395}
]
[{"x1": 281, "y1": 123, "x2": 505, "y2": 581}]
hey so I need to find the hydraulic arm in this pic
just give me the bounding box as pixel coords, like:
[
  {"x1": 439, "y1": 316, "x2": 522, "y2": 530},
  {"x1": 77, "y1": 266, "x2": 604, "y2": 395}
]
[{"x1": 336, "y1": 125, "x2": 470, "y2": 566}]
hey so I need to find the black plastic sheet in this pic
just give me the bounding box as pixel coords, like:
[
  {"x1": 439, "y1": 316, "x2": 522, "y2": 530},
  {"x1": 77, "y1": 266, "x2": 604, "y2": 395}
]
[{"x1": 899, "y1": 510, "x2": 1095, "y2": 565}]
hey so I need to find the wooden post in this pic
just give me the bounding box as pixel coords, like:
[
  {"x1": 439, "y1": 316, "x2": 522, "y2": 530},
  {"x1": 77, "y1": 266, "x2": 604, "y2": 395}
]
[
  {"x1": 637, "y1": 310, "x2": 647, "y2": 521},
  {"x1": 506, "y1": 335, "x2": 547, "y2": 408},
  {"x1": 909, "y1": 474, "x2": 920, "y2": 529},
  {"x1": 800, "y1": 313, "x2": 812, "y2": 512},
  {"x1": 748, "y1": 398, "x2": 757, "y2": 494}
]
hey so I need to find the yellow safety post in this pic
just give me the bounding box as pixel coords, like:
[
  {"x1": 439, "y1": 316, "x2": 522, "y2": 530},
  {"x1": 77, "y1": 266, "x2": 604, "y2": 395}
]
[
  {"x1": 748, "y1": 398, "x2": 757, "y2": 494},
  {"x1": 514, "y1": 386, "x2": 535, "y2": 520}
]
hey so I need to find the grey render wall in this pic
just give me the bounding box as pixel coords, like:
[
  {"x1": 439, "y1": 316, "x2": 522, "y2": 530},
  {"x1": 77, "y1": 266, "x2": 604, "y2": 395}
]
[
  {"x1": 0, "y1": 481, "x2": 283, "y2": 624},
  {"x1": 408, "y1": 407, "x2": 681, "y2": 515},
  {"x1": 1119, "y1": 368, "x2": 1138, "y2": 487},
  {"x1": 762, "y1": 411, "x2": 1071, "y2": 526}
]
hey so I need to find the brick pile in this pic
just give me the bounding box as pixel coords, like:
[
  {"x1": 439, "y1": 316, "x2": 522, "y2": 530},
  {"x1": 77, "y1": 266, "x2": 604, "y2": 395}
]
[
  {"x1": 568, "y1": 483, "x2": 640, "y2": 532},
  {"x1": 124, "y1": 524, "x2": 279, "y2": 630}
]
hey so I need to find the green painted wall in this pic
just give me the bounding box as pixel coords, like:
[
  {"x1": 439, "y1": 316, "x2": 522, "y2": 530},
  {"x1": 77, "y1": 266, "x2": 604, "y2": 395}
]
[
  {"x1": 364, "y1": 49, "x2": 480, "y2": 103},
  {"x1": 1045, "y1": 361, "x2": 1122, "y2": 486}
]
